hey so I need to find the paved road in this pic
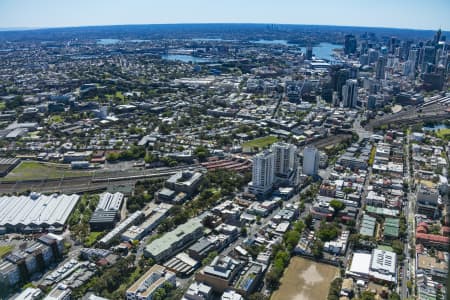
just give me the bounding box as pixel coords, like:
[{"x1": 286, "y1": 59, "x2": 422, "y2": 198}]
[{"x1": 401, "y1": 132, "x2": 415, "y2": 299}]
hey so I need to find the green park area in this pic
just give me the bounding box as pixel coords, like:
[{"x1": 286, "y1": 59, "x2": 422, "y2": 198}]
[
  {"x1": 436, "y1": 128, "x2": 450, "y2": 141},
  {"x1": 243, "y1": 135, "x2": 278, "y2": 151},
  {"x1": 0, "y1": 245, "x2": 13, "y2": 258},
  {"x1": 3, "y1": 161, "x2": 92, "y2": 182}
]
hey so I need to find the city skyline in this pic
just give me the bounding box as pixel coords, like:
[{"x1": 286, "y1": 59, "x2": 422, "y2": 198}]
[{"x1": 0, "y1": 0, "x2": 449, "y2": 31}]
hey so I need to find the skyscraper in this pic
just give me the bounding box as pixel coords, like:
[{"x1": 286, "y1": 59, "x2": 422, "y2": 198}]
[
  {"x1": 368, "y1": 49, "x2": 379, "y2": 64},
  {"x1": 420, "y1": 46, "x2": 436, "y2": 70},
  {"x1": 434, "y1": 28, "x2": 442, "y2": 46},
  {"x1": 303, "y1": 147, "x2": 320, "y2": 176},
  {"x1": 271, "y1": 142, "x2": 297, "y2": 178},
  {"x1": 367, "y1": 95, "x2": 377, "y2": 110},
  {"x1": 408, "y1": 49, "x2": 419, "y2": 69},
  {"x1": 248, "y1": 150, "x2": 275, "y2": 196},
  {"x1": 342, "y1": 79, "x2": 358, "y2": 108},
  {"x1": 344, "y1": 34, "x2": 357, "y2": 55},
  {"x1": 375, "y1": 56, "x2": 386, "y2": 80},
  {"x1": 306, "y1": 46, "x2": 313, "y2": 60}
]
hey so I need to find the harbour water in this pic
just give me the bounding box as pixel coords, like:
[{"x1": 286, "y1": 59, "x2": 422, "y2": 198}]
[
  {"x1": 251, "y1": 39, "x2": 341, "y2": 60},
  {"x1": 161, "y1": 54, "x2": 211, "y2": 63}
]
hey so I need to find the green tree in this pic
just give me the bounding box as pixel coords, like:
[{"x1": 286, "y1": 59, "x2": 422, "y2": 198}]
[
  {"x1": 311, "y1": 240, "x2": 324, "y2": 258},
  {"x1": 202, "y1": 251, "x2": 218, "y2": 266},
  {"x1": 388, "y1": 292, "x2": 401, "y2": 300},
  {"x1": 284, "y1": 230, "x2": 301, "y2": 251},
  {"x1": 194, "y1": 145, "x2": 209, "y2": 162},
  {"x1": 249, "y1": 292, "x2": 268, "y2": 300},
  {"x1": 329, "y1": 199, "x2": 345, "y2": 212},
  {"x1": 361, "y1": 291, "x2": 376, "y2": 300}
]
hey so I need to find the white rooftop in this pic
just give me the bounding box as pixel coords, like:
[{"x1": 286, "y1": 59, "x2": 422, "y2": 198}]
[
  {"x1": 0, "y1": 193, "x2": 79, "y2": 227},
  {"x1": 349, "y1": 252, "x2": 371, "y2": 276}
]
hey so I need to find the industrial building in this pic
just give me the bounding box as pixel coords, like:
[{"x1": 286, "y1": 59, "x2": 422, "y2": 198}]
[
  {"x1": 0, "y1": 193, "x2": 80, "y2": 233},
  {"x1": 347, "y1": 249, "x2": 397, "y2": 283},
  {"x1": 0, "y1": 157, "x2": 20, "y2": 177},
  {"x1": 96, "y1": 192, "x2": 124, "y2": 211}
]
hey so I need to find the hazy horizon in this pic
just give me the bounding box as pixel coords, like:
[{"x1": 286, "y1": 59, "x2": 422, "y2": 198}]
[{"x1": 0, "y1": 0, "x2": 449, "y2": 31}]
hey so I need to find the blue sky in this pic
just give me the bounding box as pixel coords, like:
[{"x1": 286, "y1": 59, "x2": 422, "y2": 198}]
[{"x1": 0, "y1": 0, "x2": 449, "y2": 30}]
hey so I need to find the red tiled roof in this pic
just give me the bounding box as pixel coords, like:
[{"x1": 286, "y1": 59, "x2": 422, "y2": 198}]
[
  {"x1": 416, "y1": 233, "x2": 450, "y2": 244},
  {"x1": 441, "y1": 226, "x2": 450, "y2": 234},
  {"x1": 417, "y1": 226, "x2": 428, "y2": 234}
]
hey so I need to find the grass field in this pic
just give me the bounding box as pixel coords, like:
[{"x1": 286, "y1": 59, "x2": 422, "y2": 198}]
[
  {"x1": 436, "y1": 128, "x2": 450, "y2": 140},
  {"x1": 0, "y1": 245, "x2": 13, "y2": 258},
  {"x1": 272, "y1": 257, "x2": 339, "y2": 300},
  {"x1": 49, "y1": 115, "x2": 64, "y2": 124},
  {"x1": 84, "y1": 231, "x2": 104, "y2": 247},
  {"x1": 3, "y1": 161, "x2": 92, "y2": 182},
  {"x1": 243, "y1": 135, "x2": 278, "y2": 151},
  {"x1": 115, "y1": 91, "x2": 125, "y2": 101}
]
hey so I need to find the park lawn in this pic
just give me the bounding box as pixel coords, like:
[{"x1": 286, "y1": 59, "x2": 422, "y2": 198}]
[
  {"x1": 49, "y1": 115, "x2": 64, "y2": 124},
  {"x1": 368, "y1": 145, "x2": 376, "y2": 166},
  {"x1": 243, "y1": 135, "x2": 278, "y2": 150},
  {"x1": 84, "y1": 231, "x2": 104, "y2": 247},
  {"x1": 0, "y1": 245, "x2": 13, "y2": 258},
  {"x1": 3, "y1": 161, "x2": 92, "y2": 182},
  {"x1": 436, "y1": 128, "x2": 450, "y2": 140},
  {"x1": 115, "y1": 91, "x2": 125, "y2": 101}
]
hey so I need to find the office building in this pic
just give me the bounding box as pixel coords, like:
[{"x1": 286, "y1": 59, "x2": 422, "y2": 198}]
[
  {"x1": 421, "y1": 46, "x2": 436, "y2": 70},
  {"x1": 306, "y1": 46, "x2": 313, "y2": 60},
  {"x1": 344, "y1": 34, "x2": 357, "y2": 55},
  {"x1": 165, "y1": 171, "x2": 203, "y2": 196},
  {"x1": 12, "y1": 287, "x2": 42, "y2": 300},
  {"x1": 342, "y1": 79, "x2": 358, "y2": 108},
  {"x1": 182, "y1": 282, "x2": 213, "y2": 300},
  {"x1": 302, "y1": 147, "x2": 319, "y2": 176},
  {"x1": 248, "y1": 150, "x2": 274, "y2": 196},
  {"x1": 144, "y1": 218, "x2": 204, "y2": 262},
  {"x1": 195, "y1": 255, "x2": 243, "y2": 293},
  {"x1": 367, "y1": 95, "x2": 377, "y2": 110},
  {"x1": 89, "y1": 210, "x2": 119, "y2": 231},
  {"x1": 375, "y1": 56, "x2": 386, "y2": 80},
  {"x1": 44, "y1": 284, "x2": 71, "y2": 300},
  {"x1": 271, "y1": 142, "x2": 297, "y2": 178}
]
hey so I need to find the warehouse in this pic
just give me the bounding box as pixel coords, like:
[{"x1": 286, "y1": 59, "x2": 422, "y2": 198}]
[
  {"x1": 0, "y1": 158, "x2": 20, "y2": 177},
  {"x1": 0, "y1": 193, "x2": 80, "y2": 233},
  {"x1": 96, "y1": 192, "x2": 124, "y2": 212}
]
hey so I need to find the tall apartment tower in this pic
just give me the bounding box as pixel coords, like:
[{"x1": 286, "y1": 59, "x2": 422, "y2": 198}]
[
  {"x1": 271, "y1": 142, "x2": 297, "y2": 178},
  {"x1": 303, "y1": 147, "x2": 320, "y2": 176},
  {"x1": 342, "y1": 79, "x2": 358, "y2": 108},
  {"x1": 248, "y1": 150, "x2": 275, "y2": 196}
]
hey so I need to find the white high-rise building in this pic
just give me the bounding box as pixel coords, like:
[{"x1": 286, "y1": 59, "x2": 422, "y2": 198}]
[
  {"x1": 271, "y1": 142, "x2": 297, "y2": 178},
  {"x1": 248, "y1": 150, "x2": 275, "y2": 195},
  {"x1": 342, "y1": 79, "x2": 358, "y2": 108},
  {"x1": 302, "y1": 146, "x2": 320, "y2": 176}
]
